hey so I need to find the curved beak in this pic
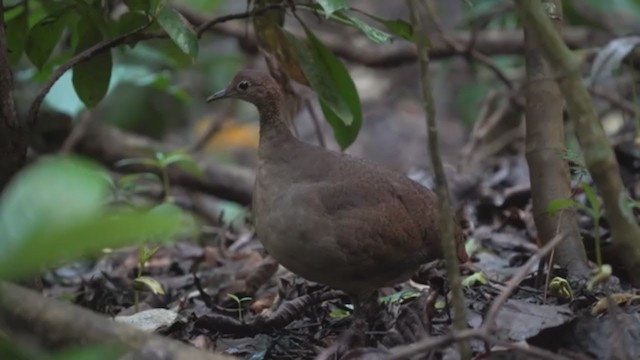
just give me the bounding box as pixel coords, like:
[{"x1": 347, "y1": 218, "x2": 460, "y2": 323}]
[{"x1": 206, "y1": 89, "x2": 228, "y2": 103}]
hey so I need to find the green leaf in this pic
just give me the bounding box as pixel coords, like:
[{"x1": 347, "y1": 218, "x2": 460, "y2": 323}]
[
  {"x1": 316, "y1": 0, "x2": 349, "y2": 17},
  {"x1": 25, "y1": 8, "x2": 72, "y2": 68},
  {"x1": 115, "y1": 157, "x2": 161, "y2": 168},
  {"x1": 52, "y1": 344, "x2": 126, "y2": 360},
  {"x1": 132, "y1": 275, "x2": 165, "y2": 294},
  {"x1": 72, "y1": 16, "x2": 112, "y2": 108},
  {"x1": 547, "y1": 198, "x2": 578, "y2": 216},
  {"x1": 156, "y1": 5, "x2": 199, "y2": 59},
  {"x1": 333, "y1": 11, "x2": 391, "y2": 43},
  {"x1": 355, "y1": 11, "x2": 414, "y2": 41},
  {"x1": 159, "y1": 152, "x2": 204, "y2": 178},
  {"x1": 139, "y1": 245, "x2": 160, "y2": 264},
  {"x1": 462, "y1": 272, "x2": 487, "y2": 287},
  {"x1": 378, "y1": 290, "x2": 420, "y2": 304},
  {"x1": 0, "y1": 209, "x2": 184, "y2": 280},
  {"x1": 6, "y1": 7, "x2": 28, "y2": 65},
  {"x1": 329, "y1": 309, "x2": 350, "y2": 319},
  {"x1": 0, "y1": 156, "x2": 108, "y2": 250},
  {"x1": 580, "y1": 182, "x2": 602, "y2": 214},
  {"x1": 116, "y1": 173, "x2": 161, "y2": 192},
  {"x1": 124, "y1": 0, "x2": 151, "y2": 12},
  {"x1": 227, "y1": 293, "x2": 240, "y2": 303},
  {"x1": 115, "y1": 11, "x2": 150, "y2": 36},
  {"x1": 72, "y1": 0, "x2": 110, "y2": 38},
  {"x1": 285, "y1": 26, "x2": 362, "y2": 149}
]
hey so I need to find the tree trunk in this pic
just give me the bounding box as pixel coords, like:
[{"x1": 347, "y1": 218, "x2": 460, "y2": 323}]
[
  {"x1": 516, "y1": 0, "x2": 640, "y2": 286},
  {"x1": 0, "y1": 4, "x2": 28, "y2": 190},
  {"x1": 523, "y1": 0, "x2": 590, "y2": 278}
]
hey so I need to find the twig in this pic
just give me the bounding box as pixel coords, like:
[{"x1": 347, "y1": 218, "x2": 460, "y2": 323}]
[
  {"x1": 589, "y1": 85, "x2": 637, "y2": 115},
  {"x1": 482, "y1": 233, "x2": 566, "y2": 330},
  {"x1": 60, "y1": 111, "x2": 92, "y2": 154},
  {"x1": 605, "y1": 292, "x2": 631, "y2": 360},
  {"x1": 195, "y1": 4, "x2": 285, "y2": 37},
  {"x1": 425, "y1": 2, "x2": 515, "y2": 93},
  {"x1": 408, "y1": 1, "x2": 470, "y2": 358},
  {"x1": 190, "y1": 117, "x2": 228, "y2": 153},
  {"x1": 387, "y1": 325, "x2": 574, "y2": 360}
]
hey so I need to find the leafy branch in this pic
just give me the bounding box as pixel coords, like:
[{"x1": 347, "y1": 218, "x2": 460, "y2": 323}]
[{"x1": 27, "y1": 3, "x2": 297, "y2": 128}]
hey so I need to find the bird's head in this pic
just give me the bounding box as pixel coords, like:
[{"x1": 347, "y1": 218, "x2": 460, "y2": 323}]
[{"x1": 206, "y1": 70, "x2": 281, "y2": 108}]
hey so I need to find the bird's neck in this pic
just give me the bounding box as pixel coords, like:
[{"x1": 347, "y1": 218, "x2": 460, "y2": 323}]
[{"x1": 256, "y1": 98, "x2": 297, "y2": 156}]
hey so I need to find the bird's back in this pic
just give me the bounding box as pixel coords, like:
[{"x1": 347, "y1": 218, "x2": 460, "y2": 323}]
[{"x1": 253, "y1": 138, "x2": 457, "y2": 296}]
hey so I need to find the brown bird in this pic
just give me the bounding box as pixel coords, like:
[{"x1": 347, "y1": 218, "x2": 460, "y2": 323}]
[{"x1": 207, "y1": 69, "x2": 468, "y2": 319}]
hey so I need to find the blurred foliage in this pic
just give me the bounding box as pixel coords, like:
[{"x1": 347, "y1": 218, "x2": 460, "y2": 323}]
[
  {"x1": 0, "y1": 155, "x2": 187, "y2": 280},
  {"x1": 0, "y1": 338, "x2": 126, "y2": 360}
]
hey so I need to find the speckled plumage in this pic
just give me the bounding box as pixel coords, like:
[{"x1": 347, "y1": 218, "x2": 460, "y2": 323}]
[{"x1": 207, "y1": 70, "x2": 468, "y2": 299}]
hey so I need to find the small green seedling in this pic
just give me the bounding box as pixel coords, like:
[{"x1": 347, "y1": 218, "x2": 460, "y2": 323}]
[
  {"x1": 329, "y1": 308, "x2": 351, "y2": 319},
  {"x1": 379, "y1": 290, "x2": 420, "y2": 304},
  {"x1": 548, "y1": 277, "x2": 573, "y2": 301},
  {"x1": 548, "y1": 181, "x2": 611, "y2": 289},
  {"x1": 132, "y1": 245, "x2": 164, "y2": 312},
  {"x1": 227, "y1": 293, "x2": 252, "y2": 322},
  {"x1": 116, "y1": 150, "x2": 203, "y2": 202},
  {"x1": 462, "y1": 271, "x2": 487, "y2": 287}
]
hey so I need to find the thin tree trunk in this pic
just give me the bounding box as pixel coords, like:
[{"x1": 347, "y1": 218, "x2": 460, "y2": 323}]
[
  {"x1": 0, "y1": 3, "x2": 28, "y2": 190},
  {"x1": 523, "y1": 0, "x2": 589, "y2": 278},
  {"x1": 516, "y1": 0, "x2": 640, "y2": 286},
  {"x1": 408, "y1": 1, "x2": 470, "y2": 359}
]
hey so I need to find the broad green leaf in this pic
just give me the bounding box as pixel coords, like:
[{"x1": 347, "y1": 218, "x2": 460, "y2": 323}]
[
  {"x1": 316, "y1": 0, "x2": 349, "y2": 17},
  {"x1": 0, "y1": 156, "x2": 185, "y2": 279},
  {"x1": 25, "y1": 8, "x2": 71, "y2": 68},
  {"x1": 6, "y1": 7, "x2": 28, "y2": 65},
  {"x1": 160, "y1": 152, "x2": 204, "y2": 178},
  {"x1": 115, "y1": 11, "x2": 150, "y2": 36},
  {"x1": 72, "y1": 0, "x2": 110, "y2": 38},
  {"x1": 355, "y1": 10, "x2": 414, "y2": 41},
  {"x1": 124, "y1": 0, "x2": 151, "y2": 12},
  {"x1": 547, "y1": 198, "x2": 577, "y2": 216},
  {"x1": 72, "y1": 16, "x2": 112, "y2": 108},
  {"x1": 174, "y1": 160, "x2": 205, "y2": 179},
  {"x1": 285, "y1": 26, "x2": 362, "y2": 149},
  {"x1": 333, "y1": 11, "x2": 391, "y2": 44},
  {"x1": 0, "y1": 156, "x2": 108, "y2": 253},
  {"x1": 187, "y1": 0, "x2": 225, "y2": 11},
  {"x1": 0, "y1": 209, "x2": 184, "y2": 280},
  {"x1": 132, "y1": 275, "x2": 165, "y2": 294},
  {"x1": 156, "y1": 5, "x2": 199, "y2": 59}
]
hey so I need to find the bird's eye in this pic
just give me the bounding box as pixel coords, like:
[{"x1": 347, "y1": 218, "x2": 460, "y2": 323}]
[{"x1": 237, "y1": 81, "x2": 250, "y2": 91}]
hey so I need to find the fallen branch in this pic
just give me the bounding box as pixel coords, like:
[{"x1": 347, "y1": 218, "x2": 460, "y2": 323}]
[{"x1": 0, "y1": 281, "x2": 236, "y2": 360}]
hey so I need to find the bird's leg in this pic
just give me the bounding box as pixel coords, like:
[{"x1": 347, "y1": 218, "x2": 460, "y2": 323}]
[
  {"x1": 326, "y1": 291, "x2": 381, "y2": 357},
  {"x1": 350, "y1": 291, "x2": 381, "y2": 346}
]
